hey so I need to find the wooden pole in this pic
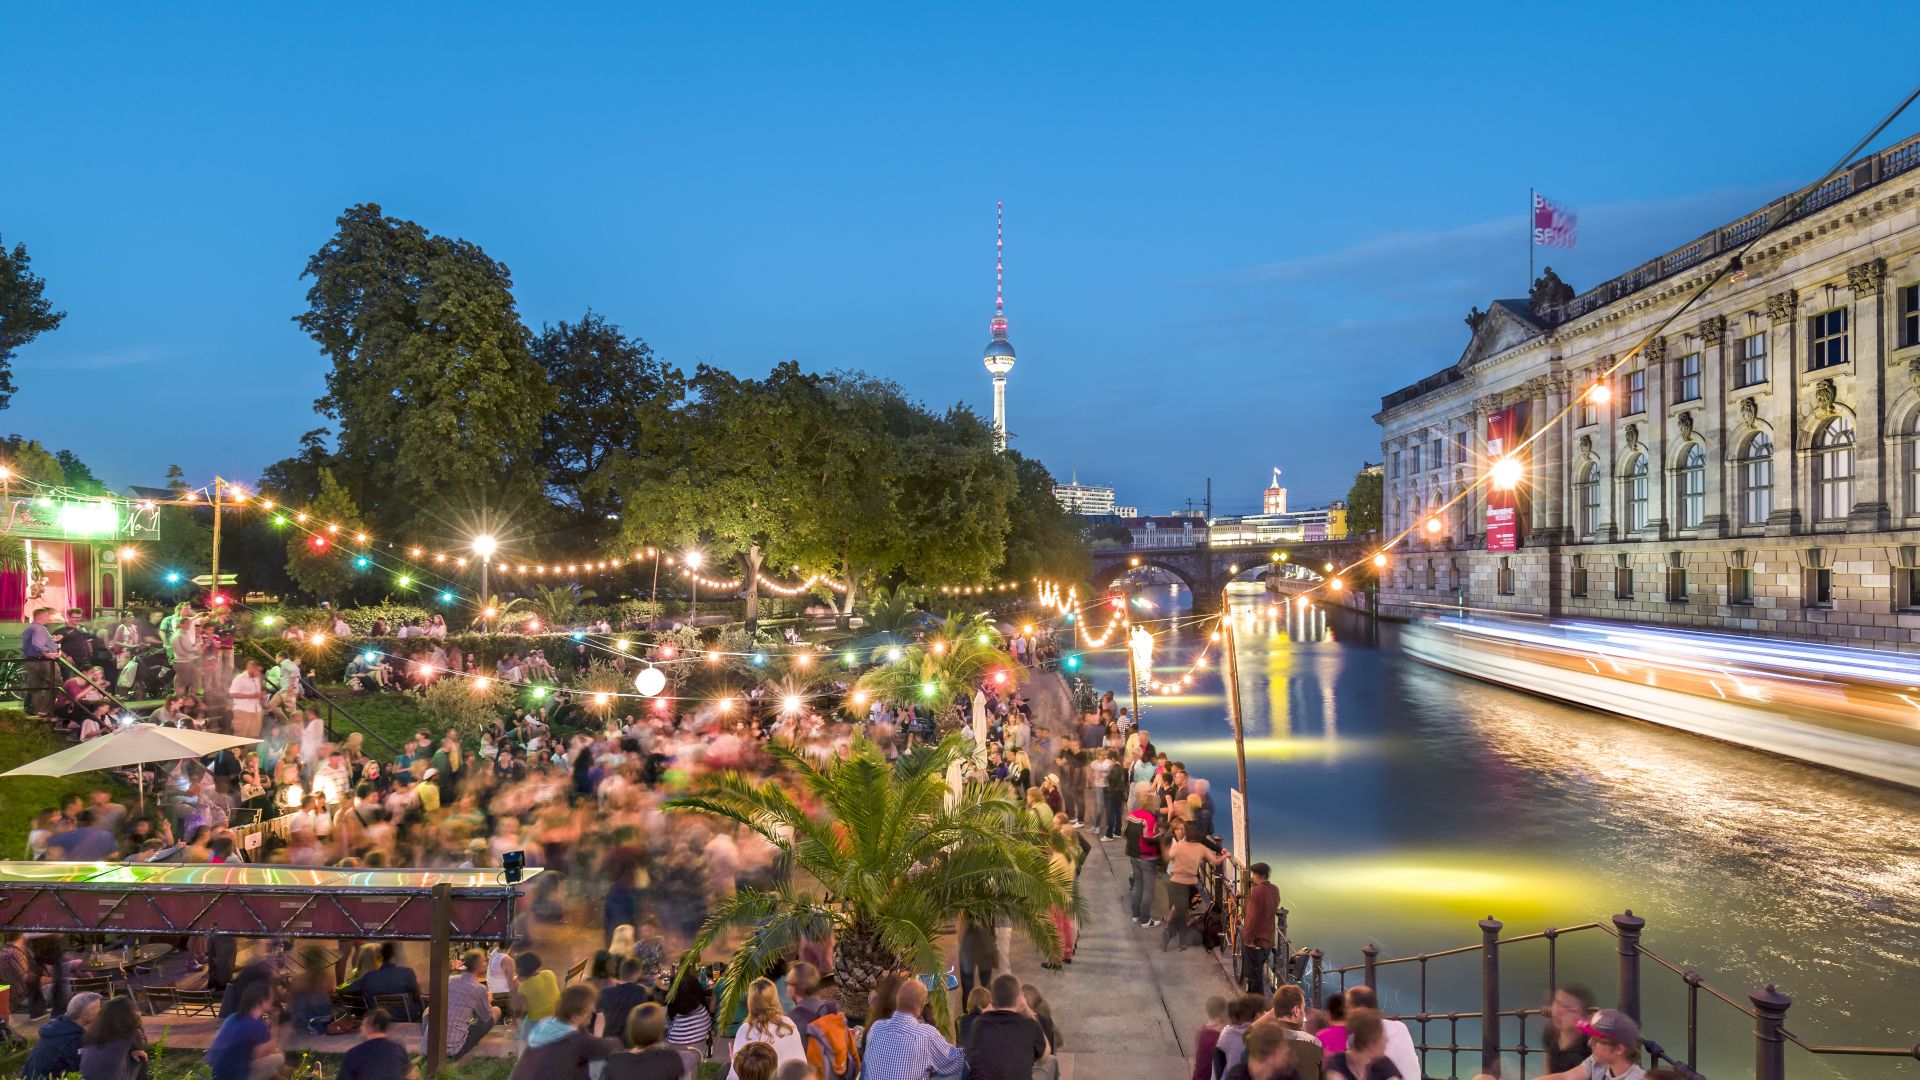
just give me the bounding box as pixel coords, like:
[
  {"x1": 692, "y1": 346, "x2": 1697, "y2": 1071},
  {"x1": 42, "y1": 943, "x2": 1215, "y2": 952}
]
[
  {"x1": 427, "y1": 882, "x2": 453, "y2": 1075},
  {"x1": 1221, "y1": 593, "x2": 1250, "y2": 857},
  {"x1": 208, "y1": 477, "x2": 222, "y2": 607}
]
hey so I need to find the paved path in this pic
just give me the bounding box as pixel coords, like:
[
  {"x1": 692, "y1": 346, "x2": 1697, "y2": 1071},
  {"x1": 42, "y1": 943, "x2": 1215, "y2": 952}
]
[{"x1": 1010, "y1": 669, "x2": 1238, "y2": 1080}]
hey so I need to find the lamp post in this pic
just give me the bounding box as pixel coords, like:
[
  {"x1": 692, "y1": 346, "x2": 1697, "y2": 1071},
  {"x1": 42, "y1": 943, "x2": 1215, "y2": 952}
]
[
  {"x1": 472, "y1": 534, "x2": 497, "y2": 628},
  {"x1": 685, "y1": 550, "x2": 704, "y2": 623},
  {"x1": 1220, "y1": 588, "x2": 1250, "y2": 862}
]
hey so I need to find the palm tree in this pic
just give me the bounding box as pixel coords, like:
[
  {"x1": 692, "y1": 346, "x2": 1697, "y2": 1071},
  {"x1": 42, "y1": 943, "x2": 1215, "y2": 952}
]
[
  {"x1": 861, "y1": 585, "x2": 924, "y2": 636},
  {"x1": 668, "y1": 734, "x2": 1074, "y2": 1024},
  {"x1": 853, "y1": 612, "x2": 1023, "y2": 718},
  {"x1": 529, "y1": 583, "x2": 597, "y2": 628},
  {"x1": 470, "y1": 593, "x2": 532, "y2": 631}
]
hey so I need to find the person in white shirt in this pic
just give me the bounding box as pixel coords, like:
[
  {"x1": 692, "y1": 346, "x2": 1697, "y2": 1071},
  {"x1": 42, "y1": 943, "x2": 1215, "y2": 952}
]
[
  {"x1": 228, "y1": 658, "x2": 268, "y2": 738},
  {"x1": 1346, "y1": 986, "x2": 1421, "y2": 1080},
  {"x1": 170, "y1": 615, "x2": 204, "y2": 697},
  {"x1": 331, "y1": 615, "x2": 352, "y2": 638},
  {"x1": 727, "y1": 978, "x2": 808, "y2": 1079}
]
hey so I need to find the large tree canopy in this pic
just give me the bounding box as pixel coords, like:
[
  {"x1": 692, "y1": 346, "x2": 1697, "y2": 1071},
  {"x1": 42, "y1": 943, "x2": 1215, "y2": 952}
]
[
  {"x1": 0, "y1": 236, "x2": 66, "y2": 413},
  {"x1": 533, "y1": 310, "x2": 681, "y2": 533},
  {"x1": 1347, "y1": 467, "x2": 1383, "y2": 537},
  {"x1": 295, "y1": 204, "x2": 555, "y2": 531}
]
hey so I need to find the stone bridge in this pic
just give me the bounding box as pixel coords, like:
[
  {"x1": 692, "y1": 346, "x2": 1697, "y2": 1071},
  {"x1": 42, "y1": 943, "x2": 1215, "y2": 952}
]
[{"x1": 1088, "y1": 538, "x2": 1374, "y2": 611}]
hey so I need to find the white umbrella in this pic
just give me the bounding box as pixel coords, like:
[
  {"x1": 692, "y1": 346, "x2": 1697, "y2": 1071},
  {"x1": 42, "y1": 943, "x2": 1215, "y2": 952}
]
[{"x1": 1, "y1": 723, "x2": 261, "y2": 808}]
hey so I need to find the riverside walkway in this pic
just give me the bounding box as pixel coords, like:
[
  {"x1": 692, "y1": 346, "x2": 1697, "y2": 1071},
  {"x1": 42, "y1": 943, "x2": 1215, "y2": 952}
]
[{"x1": 1012, "y1": 669, "x2": 1240, "y2": 1080}]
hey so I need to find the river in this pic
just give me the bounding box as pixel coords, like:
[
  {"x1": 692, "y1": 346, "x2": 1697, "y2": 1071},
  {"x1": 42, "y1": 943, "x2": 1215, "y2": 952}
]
[{"x1": 1074, "y1": 581, "x2": 1920, "y2": 1079}]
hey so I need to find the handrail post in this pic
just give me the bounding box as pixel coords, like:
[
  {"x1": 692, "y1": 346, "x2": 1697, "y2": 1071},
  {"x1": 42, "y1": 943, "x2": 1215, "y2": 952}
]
[
  {"x1": 1309, "y1": 949, "x2": 1323, "y2": 1009},
  {"x1": 1362, "y1": 944, "x2": 1379, "y2": 990},
  {"x1": 1479, "y1": 916, "x2": 1502, "y2": 1076},
  {"x1": 1613, "y1": 910, "x2": 1646, "y2": 1022},
  {"x1": 1751, "y1": 984, "x2": 1791, "y2": 1080}
]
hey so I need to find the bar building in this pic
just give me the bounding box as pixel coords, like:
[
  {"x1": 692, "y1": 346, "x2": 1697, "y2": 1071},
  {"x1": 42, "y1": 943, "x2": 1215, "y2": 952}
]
[{"x1": 1375, "y1": 133, "x2": 1920, "y2": 650}]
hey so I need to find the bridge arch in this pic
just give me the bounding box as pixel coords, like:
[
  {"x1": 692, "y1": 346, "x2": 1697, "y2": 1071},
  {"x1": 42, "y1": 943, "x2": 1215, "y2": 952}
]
[{"x1": 1089, "y1": 556, "x2": 1203, "y2": 597}]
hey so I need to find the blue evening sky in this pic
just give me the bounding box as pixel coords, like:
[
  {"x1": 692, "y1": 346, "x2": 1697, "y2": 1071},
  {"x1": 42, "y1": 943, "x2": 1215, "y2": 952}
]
[{"x1": 3, "y1": 4, "x2": 1914, "y2": 515}]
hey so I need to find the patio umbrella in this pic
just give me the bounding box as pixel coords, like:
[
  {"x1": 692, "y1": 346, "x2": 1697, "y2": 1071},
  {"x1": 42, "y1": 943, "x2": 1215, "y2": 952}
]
[{"x1": 1, "y1": 723, "x2": 260, "y2": 808}]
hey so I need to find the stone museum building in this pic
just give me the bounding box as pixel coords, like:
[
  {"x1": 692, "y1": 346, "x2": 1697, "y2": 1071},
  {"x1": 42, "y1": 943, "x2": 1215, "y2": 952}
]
[{"x1": 1375, "y1": 132, "x2": 1920, "y2": 650}]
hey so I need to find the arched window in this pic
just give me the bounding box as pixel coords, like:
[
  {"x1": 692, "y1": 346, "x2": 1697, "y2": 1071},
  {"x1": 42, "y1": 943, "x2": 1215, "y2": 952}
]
[
  {"x1": 1677, "y1": 443, "x2": 1707, "y2": 529},
  {"x1": 1814, "y1": 416, "x2": 1855, "y2": 522},
  {"x1": 1576, "y1": 462, "x2": 1601, "y2": 537},
  {"x1": 1625, "y1": 454, "x2": 1650, "y2": 532},
  {"x1": 1740, "y1": 433, "x2": 1774, "y2": 527},
  {"x1": 99, "y1": 571, "x2": 116, "y2": 610},
  {"x1": 1906, "y1": 412, "x2": 1920, "y2": 516}
]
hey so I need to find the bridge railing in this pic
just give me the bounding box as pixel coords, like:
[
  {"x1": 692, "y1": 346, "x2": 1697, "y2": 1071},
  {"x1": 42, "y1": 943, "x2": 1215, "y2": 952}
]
[{"x1": 1309, "y1": 910, "x2": 1920, "y2": 1080}]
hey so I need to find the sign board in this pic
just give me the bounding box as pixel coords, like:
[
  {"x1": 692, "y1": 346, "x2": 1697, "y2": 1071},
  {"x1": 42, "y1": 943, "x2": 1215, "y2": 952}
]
[
  {"x1": 1230, "y1": 787, "x2": 1249, "y2": 866},
  {"x1": 190, "y1": 573, "x2": 239, "y2": 587}
]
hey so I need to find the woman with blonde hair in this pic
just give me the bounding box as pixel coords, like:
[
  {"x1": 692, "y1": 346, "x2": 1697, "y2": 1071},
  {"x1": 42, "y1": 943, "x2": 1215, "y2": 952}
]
[
  {"x1": 607, "y1": 923, "x2": 637, "y2": 959},
  {"x1": 728, "y1": 977, "x2": 807, "y2": 1078}
]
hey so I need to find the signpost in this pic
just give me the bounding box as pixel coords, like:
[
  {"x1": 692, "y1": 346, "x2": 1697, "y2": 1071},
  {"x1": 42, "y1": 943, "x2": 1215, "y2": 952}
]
[
  {"x1": 189, "y1": 573, "x2": 238, "y2": 587},
  {"x1": 1231, "y1": 787, "x2": 1249, "y2": 866}
]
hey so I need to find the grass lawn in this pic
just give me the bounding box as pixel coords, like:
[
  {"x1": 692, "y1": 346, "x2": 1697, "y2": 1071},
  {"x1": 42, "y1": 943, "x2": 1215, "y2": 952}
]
[
  {"x1": 0, "y1": 714, "x2": 129, "y2": 858},
  {"x1": 318, "y1": 684, "x2": 436, "y2": 750}
]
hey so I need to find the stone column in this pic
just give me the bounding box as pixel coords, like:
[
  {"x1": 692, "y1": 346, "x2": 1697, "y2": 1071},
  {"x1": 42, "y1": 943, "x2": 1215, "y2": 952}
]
[
  {"x1": 1766, "y1": 288, "x2": 1802, "y2": 535},
  {"x1": 1700, "y1": 315, "x2": 1731, "y2": 536},
  {"x1": 1469, "y1": 401, "x2": 1491, "y2": 548},
  {"x1": 1599, "y1": 356, "x2": 1620, "y2": 542},
  {"x1": 1645, "y1": 335, "x2": 1671, "y2": 539},
  {"x1": 1849, "y1": 258, "x2": 1890, "y2": 529}
]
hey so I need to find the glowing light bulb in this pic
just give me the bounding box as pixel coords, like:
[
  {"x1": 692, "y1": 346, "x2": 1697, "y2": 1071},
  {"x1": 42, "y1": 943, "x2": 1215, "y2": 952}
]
[
  {"x1": 1372, "y1": 553, "x2": 1388, "y2": 569},
  {"x1": 1589, "y1": 382, "x2": 1612, "y2": 404},
  {"x1": 1426, "y1": 516, "x2": 1444, "y2": 535},
  {"x1": 592, "y1": 692, "x2": 610, "y2": 707},
  {"x1": 473, "y1": 676, "x2": 492, "y2": 691},
  {"x1": 1330, "y1": 578, "x2": 1345, "y2": 592},
  {"x1": 1491, "y1": 455, "x2": 1524, "y2": 491},
  {"x1": 782, "y1": 694, "x2": 803, "y2": 714}
]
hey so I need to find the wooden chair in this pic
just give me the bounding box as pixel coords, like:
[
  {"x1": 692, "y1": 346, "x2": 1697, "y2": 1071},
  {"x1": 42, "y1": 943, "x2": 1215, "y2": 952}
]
[
  {"x1": 140, "y1": 985, "x2": 177, "y2": 1015},
  {"x1": 70, "y1": 974, "x2": 116, "y2": 996},
  {"x1": 331, "y1": 989, "x2": 370, "y2": 1019},
  {"x1": 371, "y1": 992, "x2": 421, "y2": 1022},
  {"x1": 675, "y1": 1045, "x2": 703, "y2": 1080},
  {"x1": 172, "y1": 988, "x2": 221, "y2": 1016},
  {"x1": 565, "y1": 958, "x2": 590, "y2": 985}
]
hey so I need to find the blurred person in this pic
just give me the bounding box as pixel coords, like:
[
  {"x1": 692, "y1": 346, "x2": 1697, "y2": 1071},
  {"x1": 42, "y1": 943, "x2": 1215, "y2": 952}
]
[
  {"x1": 340, "y1": 1008, "x2": 416, "y2": 1080},
  {"x1": 1541, "y1": 984, "x2": 1597, "y2": 1073},
  {"x1": 511, "y1": 983, "x2": 618, "y2": 1080},
  {"x1": 1193, "y1": 995, "x2": 1228, "y2": 1080},
  {"x1": 607, "y1": 1003, "x2": 683, "y2": 1080},
  {"x1": 23, "y1": 991, "x2": 100, "y2": 1080},
  {"x1": 1324, "y1": 1008, "x2": 1399, "y2": 1080},
  {"x1": 1533, "y1": 1009, "x2": 1643, "y2": 1080}
]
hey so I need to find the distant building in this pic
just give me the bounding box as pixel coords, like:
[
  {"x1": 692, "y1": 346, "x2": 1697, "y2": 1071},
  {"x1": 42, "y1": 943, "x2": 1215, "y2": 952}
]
[
  {"x1": 1263, "y1": 469, "x2": 1287, "y2": 515},
  {"x1": 1120, "y1": 514, "x2": 1203, "y2": 548},
  {"x1": 1209, "y1": 502, "x2": 1350, "y2": 544},
  {"x1": 1052, "y1": 471, "x2": 1118, "y2": 516},
  {"x1": 1114, "y1": 505, "x2": 1139, "y2": 518}
]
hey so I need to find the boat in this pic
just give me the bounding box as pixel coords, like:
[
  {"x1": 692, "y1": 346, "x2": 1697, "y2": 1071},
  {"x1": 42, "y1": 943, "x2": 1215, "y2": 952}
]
[{"x1": 1403, "y1": 616, "x2": 1920, "y2": 789}]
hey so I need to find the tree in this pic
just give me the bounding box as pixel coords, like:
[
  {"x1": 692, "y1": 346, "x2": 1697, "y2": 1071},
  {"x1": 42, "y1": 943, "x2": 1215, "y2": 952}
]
[
  {"x1": 669, "y1": 734, "x2": 1073, "y2": 1024},
  {"x1": 526, "y1": 582, "x2": 595, "y2": 628},
  {"x1": 259, "y1": 428, "x2": 336, "y2": 509},
  {"x1": 284, "y1": 468, "x2": 371, "y2": 601},
  {"x1": 419, "y1": 676, "x2": 515, "y2": 742},
  {"x1": 532, "y1": 311, "x2": 682, "y2": 529},
  {"x1": 0, "y1": 236, "x2": 67, "y2": 412},
  {"x1": 295, "y1": 203, "x2": 556, "y2": 528},
  {"x1": 1346, "y1": 468, "x2": 1383, "y2": 538},
  {"x1": 0, "y1": 436, "x2": 67, "y2": 487},
  {"x1": 999, "y1": 451, "x2": 1091, "y2": 584},
  {"x1": 853, "y1": 613, "x2": 1021, "y2": 717}
]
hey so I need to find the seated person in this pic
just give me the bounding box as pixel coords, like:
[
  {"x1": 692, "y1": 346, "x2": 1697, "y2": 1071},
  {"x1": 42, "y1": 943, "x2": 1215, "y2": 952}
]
[
  {"x1": 346, "y1": 942, "x2": 424, "y2": 1021},
  {"x1": 77, "y1": 702, "x2": 115, "y2": 741}
]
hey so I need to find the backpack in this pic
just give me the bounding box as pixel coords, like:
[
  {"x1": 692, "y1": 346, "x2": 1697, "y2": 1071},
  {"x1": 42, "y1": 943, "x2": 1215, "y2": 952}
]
[{"x1": 805, "y1": 1010, "x2": 861, "y2": 1080}]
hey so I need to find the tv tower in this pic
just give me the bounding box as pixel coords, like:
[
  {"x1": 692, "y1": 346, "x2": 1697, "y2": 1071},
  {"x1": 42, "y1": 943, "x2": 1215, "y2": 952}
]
[{"x1": 981, "y1": 200, "x2": 1016, "y2": 451}]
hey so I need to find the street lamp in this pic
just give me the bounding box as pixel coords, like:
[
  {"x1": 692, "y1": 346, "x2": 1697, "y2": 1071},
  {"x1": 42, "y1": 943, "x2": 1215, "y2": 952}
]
[
  {"x1": 472, "y1": 534, "x2": 497, "y2": 628},
  {"x1": 685, "y1": 550, "x2": 704, "y2": 623}
]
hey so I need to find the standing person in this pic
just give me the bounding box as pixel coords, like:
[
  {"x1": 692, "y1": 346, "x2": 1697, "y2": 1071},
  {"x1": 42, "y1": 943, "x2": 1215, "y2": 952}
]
[
  {"x1": 1124, "y1": 791, "x2": 1162, "y2": 927},
  {"x1": 22, "y1": 607, "x2": 60, "y2": 716},
  {"x1": 227, "y1": 657, "x2": 268, "y2": 738},
  {"x1": 1213, "y1": 995, "x2": 1265, "y2": 1080},
  {"x1": 957, "y1": 912, "x2": 999, "y2": 1003},
  {"x1": 206, "y1": 980, "x2": 282, "y2": 1080},
  {"x1": 963, "y1": 974, "x2": 1049, "y2": 1080},
  {"x1": 511, "y1": 984, "x2": 618, "y2": 1080},
  {"x1": 1242, "y1": 863, "x2": 1281, "y2": 994},
  {"x1": 1315, "y1": 994, "x2": 1349, "y2": 1056},
  {"x1": 170, "y1": 610, "x2": 205, "y2": 702},
  {"x1": 59, "y1": 609, "x2": 95, "y2": 671},
  {"x1": 1533, "y1": 1010, "x2": 1645, "y2": 1080},
  {"x1": 1323, "y1": 1009, "x2": 1400, "y2": 1080},
  {"x1": 1088, "y1": 748, "x2": 1114, "y2": 840},
  {"x1": 860, "y1": 980, "x2": 965, "y2": 1080},
  {"x1": 1101, "y1": 749, "x2": 1128, "y2": 839},
  {"x1": 340, "y1": 1008, "x2": 417, "y2": 1080},
  {"x1": 1162, "y1": 820, "x2": 1226, "y2": 951},
  {"x1": 1192, "y1": 996, "x2": 1228, "y2": 1080}
]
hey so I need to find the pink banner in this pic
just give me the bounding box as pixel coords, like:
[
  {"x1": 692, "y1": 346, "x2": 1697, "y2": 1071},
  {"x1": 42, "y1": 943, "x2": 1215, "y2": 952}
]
[{"x1": 1533, "y1": 192, "x2": 1577, "y2": 248}]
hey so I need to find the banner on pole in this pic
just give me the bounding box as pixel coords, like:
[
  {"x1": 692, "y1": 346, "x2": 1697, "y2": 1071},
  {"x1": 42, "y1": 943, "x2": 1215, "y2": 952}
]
[
  {"x1": 1485, "y1": 403, "x2": 1531, "y2": 552},
  {"x1": 1230, "y1": 787, "x2": 1249, "y2": 866},
  {"x1": 1532, "y1": 192, "x2": 1577, "y2": 248}
]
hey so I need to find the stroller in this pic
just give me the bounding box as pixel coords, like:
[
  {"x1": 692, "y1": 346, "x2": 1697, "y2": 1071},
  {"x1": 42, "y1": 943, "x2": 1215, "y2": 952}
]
[{"x1": 117, "y1": 644, "x2": 173, "y2": 700}]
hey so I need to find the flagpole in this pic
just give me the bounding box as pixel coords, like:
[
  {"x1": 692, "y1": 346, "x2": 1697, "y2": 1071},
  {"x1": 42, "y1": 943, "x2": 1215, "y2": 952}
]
[{"x1": 1527, "y1": 187, "x2": 1535, "y2": 295}]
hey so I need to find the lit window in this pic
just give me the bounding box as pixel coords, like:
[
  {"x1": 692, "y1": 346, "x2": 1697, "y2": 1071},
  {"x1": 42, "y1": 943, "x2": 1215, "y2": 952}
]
[
  {"x1": 1625, "y1": 454, "x2": 1650, "y2": 532},
  {"x1": 1677, "y1": 444, "x2": 1707, "y2": 529},
  {"x1": 1626, "y1": 369, "x2": 1646, "y2": 414},
  {"x1": 1741, "y1": 433, "x2": 1774, "y2": 528},
  {"x1": 1906, "y1": 410, "x2": 1920, "y2": 517},
  {"x1": 1675, "y1": 352, "x2": 1701, "y2": 402},
  {"x1": 1735, "y1": 332, "x2": 1769, "y2": 387},
  {"x1": 1576, "y1": 463, "x2": 1602, "y2": 537},
  {"x1": 1809, "y1": 308, "x2": 1849, "y2": 370},
  {"x1": 1814, "y1": 417, "x2": 1855, "y2": 522},
  {"x1": 1431, "y1": 438, "x2": 1444, "y2": 470},
  {"x1": 1900, "y1": 284, "x2": 1920, "y2": 350}
]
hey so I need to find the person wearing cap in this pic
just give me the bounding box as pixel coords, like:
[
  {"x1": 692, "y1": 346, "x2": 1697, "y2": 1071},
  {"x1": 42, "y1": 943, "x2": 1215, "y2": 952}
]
[{"x1": 1533, "y1": 1008, "x2": 1644, "y2": 1080}]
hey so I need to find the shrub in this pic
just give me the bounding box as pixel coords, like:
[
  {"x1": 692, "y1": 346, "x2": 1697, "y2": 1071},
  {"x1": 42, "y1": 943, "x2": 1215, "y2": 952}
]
[{"x1": 417, "y1": 676, "x2": 517, "y2": 741}]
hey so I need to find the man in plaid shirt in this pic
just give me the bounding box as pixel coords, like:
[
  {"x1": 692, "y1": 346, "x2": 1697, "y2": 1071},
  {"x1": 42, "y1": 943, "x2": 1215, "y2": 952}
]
[{"x1": 426, "y1": 949, "x2": 498, "y2": 1060}]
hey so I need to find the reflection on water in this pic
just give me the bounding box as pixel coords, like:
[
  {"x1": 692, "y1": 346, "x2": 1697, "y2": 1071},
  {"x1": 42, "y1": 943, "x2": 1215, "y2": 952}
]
[{"x1": 1085, "y1": 583, "x2": 1920, "y2": 1079}]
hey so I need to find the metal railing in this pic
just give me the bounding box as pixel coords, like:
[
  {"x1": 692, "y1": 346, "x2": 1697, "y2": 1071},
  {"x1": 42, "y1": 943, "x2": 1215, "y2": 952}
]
[
  {"x1": 1310, "y1": 911, "x2": 1920, "y2": 1079},
  {"x1": 237, "y1": 638, "x2": 401, "y2": 757}
]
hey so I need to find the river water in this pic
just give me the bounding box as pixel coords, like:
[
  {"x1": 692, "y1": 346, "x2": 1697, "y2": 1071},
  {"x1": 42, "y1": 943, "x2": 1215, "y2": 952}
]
[{"x1": 1076, "y1": 582, "x2": 1920, "y2": 1079}]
